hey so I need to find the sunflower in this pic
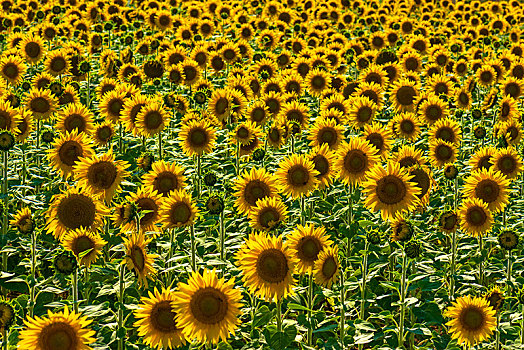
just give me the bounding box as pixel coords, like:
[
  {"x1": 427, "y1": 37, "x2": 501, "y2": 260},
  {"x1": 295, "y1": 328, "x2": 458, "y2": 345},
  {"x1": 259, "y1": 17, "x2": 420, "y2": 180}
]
[
  {"x1": 497, "y1": 95, "x2": 519, "y2": 122},
  {"x1": 439, "y1": 210, "x2": 459, "y2": 234},
  {"x1": 121, "y1": 93, "x2": 149, "y2": 136},
  {"x1": 24, "y1": 87, "x2": 57, "y2": 120},
  {"x1": 459, "y1": 198, "x2": 493, "y2": 237},
  {"x1": 389, "y1": 78, "x2": 418, "y2": 112},
  {"x1": 348, "y1": 96, "x2": 377, "y2": 128},
  {"x1": 429, "y1": 140, "x2": 456, "y2": 168},
  {"x1": 73, "y1": 151, "x2": 129, "y2": 204},
  {"x1": 287, "y1": 224, "x2": 332, "y2": 275},
  {"x1": 134, "y1": 287, "x2": 186, "y2": 349},
  {"x1": 335, "y1": 138, "x2": 379, "y2": 186},
  {"x1": 172, "y1": 269, "x2": 243, "y2": 345},
  {"x1": 179, "y1": 119, "x2": 217, "y2": 157},
  {"x1": 248, "y1": 196, "x2": 288, "y2": 231},
  {"x1": 476, "y1": 65, "x2": 496, "y2": 86},
  {"x1": 391, "y1": 112, "x2": 421, "y2": 141},
  {"x1": 408, "y1": 165, "x2": 435, "y2": 208},
  {"x1": 469, "y1": 146, "x2": 496, "y2": 172},
  {"x1": 454, "y1": 88, "x2": 472, "y2": 110},
  {"x1": 429, "y1": 117, "x2": 462, "y2": 146},
  {"x1": 159, "y1": 189, "x2": 198, "y2": 228},
  {"x1": 279, "y1": 100, "x2": 309, "y2": 128},
  {"x1": 307, "y1": 117, "x2": 345, "y2": 150},
  {"x1": 48, "y1": 130, "x2": 94, "y2": 177},
  {"x1": 46, "y1": 186, "x2": 109, "y2": 239},
  {"x1": 418, "y1": 94, "x2": 448, "y2": 125},
  {"x1": 142, "y1": 160, "x2": 186, "y2": 197},
  {"x1": 501, "y1": 76, "x2": 523, "y2": 99},
  {"x1": 492, "y1": 147, "x2": 523, "y2": 180},
  {"x1": 313, "y1": 245, "x2": 340, "y2": 288},
  {"x1": 464, "y1": 168, "x2": 510, "y2": 213},
  {"x1": 118, "y1": 187, "x2": 163, "y2": 234},
  {"x1": 99, "y1": 88, "x2": 127, "y2": 123},
  {"x1": 0, "y1": 100, "x2": 20, "y2": 133},
  {"x1": 362, "y1": 122, "x2": 393, "y2": 159},
  {"x1": 18, "y1": 306, "x2": 96, "y2": 350},
  {"x1": 56, "y1": 103, "x2": 95, "y2": 135},
  {"x1": 136, "y1": 100, "x2": 170, "y2": 137},
  {"x1": 305, "y1": 68, "x2": 331, "y2": 96},
  {"x1": 247, "y1": 100, "x2": 270, "y2": 126},
  {"x1": 308, "y1": 144, "x2": 336, "y2": 190},
  {"x1": 444, "y1": 295, "x2": 497, "y2": 347},
  {"x1": 208, "y1": 88, "x2": 231, "y2": 122},
  {"x1": 498, "y1": 119, "x2": 523, "y2": 145},
  {"x1": 485, "y1": 287, "x2": 504, "y2": 313},
  {"x1": 14, "y1": 107, "x2": 33, "y2": 142},
  {"x1": 230, "y1": 121, "x2": 262, "y2": 147},
  {"x1": 123, "y1": 232, "x2": 158, "y2": 288},
  {"x1": 0, "y1": 54, "x2": 26, "y2": 85},
  {"x1": 362, "y1": 161, "x2": 421, "y2": 221},
  {"x1": 62, "y1": 227, "x2": 106, "y2": 267},
  {"x1": 275, "y1": 154, "x2": 319, "y2": 199},
  {"x1": 0, "y1": 298, "x2": 14, "y2": 331},
  {"x1": 93, "y1": 122, "x2": 114, "y2": 146},
  {"x1": 234, "y1": 167, "x2": 278, "y2": 215},
  {"x1": 10, "y1": 207, "x2": 33, "y2": 234},
  {"x1": 44, "y1": 50, "x2": 70, "y2": 76},
  {"x1": 19, "y1": 34, "x2": 46, "y2": 64},
  {"x1": 236, "y1": 232, "x2": 296, "y2": 301}
]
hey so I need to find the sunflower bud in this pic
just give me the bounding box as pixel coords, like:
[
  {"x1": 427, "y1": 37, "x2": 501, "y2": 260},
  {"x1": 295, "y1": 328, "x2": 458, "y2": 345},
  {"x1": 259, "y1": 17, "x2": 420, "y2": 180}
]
[
  {"x1": 0, "y1": 299, "x2": 15, "y2": 331},
  {"x1": 206, "y1": 194, "x2": 224, "y2": 215},
  {"x1": 138, "y1": 152, "x2": 154, "y2": 172},
  {"x1": 366, "y1": 229, "x2": 382, "y2": 245},
  {"x1": 53, "y1": 250, "x2": 78, "y2": 275},
  {"x1": 485, "y1": 287, "x2": 504, "y2": 312},
  {"x1": 405, "y1": 240, "x2": 422, "y2": 259},
  {"x1": 498, "y1": 230, "x2": 519, "y2": 250},
  {"x1": 253, "y1": 148, "x2": 265, "y2": 161},
  {"x1": 444, "y1": 164, "x2": 459, "y2": 180},
  {"x1": 474, "y1": 126, "x2": 486, "y2": 140},
  {"x1": 0, "y1": 130, "x2": 16, "y2": 151},
  {"x1": 41, "y1": 130, "x2": 55, "y2": 144},
  {"x1": 203, "y1": 171, "x2": 217, "y2": 187}
]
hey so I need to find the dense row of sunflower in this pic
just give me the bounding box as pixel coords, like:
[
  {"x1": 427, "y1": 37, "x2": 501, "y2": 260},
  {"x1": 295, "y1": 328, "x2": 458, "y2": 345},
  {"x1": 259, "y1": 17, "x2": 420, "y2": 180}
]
[{"x1": 0, "y1": 0, "x2": 523, "y2": 348}]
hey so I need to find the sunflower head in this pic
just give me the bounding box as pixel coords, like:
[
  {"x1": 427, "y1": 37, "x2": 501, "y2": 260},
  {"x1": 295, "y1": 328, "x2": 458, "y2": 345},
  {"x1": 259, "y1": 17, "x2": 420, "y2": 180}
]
[
  {"x1": 205, "y1": 194, "x2": 225, "y2": 215},
  {"x1": 444, "y1": 295, "x2": 497, "y2": 347}
]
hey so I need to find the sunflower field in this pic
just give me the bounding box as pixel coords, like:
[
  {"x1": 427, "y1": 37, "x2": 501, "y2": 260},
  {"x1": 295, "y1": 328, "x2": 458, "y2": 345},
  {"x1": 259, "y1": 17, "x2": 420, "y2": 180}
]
[{"x1": 2, "y1": 0, "x2": 524, "y2": 349}]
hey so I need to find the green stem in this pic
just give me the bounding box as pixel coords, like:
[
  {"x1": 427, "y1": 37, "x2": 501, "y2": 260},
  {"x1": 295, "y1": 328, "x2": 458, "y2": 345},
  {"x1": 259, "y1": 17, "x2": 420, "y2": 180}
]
[
  {"x1": 307, "y1": 273, "x2": 314, "y2": 346},
  {"x1": 496, "y1": 313, "x2": 500, "y2": 350},
  {"x1": 219, "y1": 211, "x2": 225, "y2": 275},
  {"x1": 196, "y1": 155, "x2": 201, "y2": 198},
  {"x1": 507, "y1": 250, "x2": 513, "y2": 293},
  {"x1": 521, "y1": 304, "x2": 524, "y2": 344},
  {"x1": 1, "y1": 151, "x2": 7, "y2": 278},
  {"x1": 360, "y1": 240, "x2": 369, "y2": 320},
  {"x1": 276, "y1": 298, "x2": 282, "y2": 333},
  {"x1": 29, "y1": 230, "x2": 37, "y2": 317},
  {"x1": 118, "y1": 264, "x2": 125, "y2": 350},
  {"x1": 479, "y1": 236, "x2": 484, "y2": 286},
  {"x1": 399, "y1": 250, "x2": 408, "y2": 349},
  {"x1": 190, "y1": 224, "x2": 196, "y2": 271},
  {"x1": 118, "y1": 122, "x2": 123, "y2": 154},
  {"x1": 300, "y1": 196, "x2": 306, "y2": 226},
  {"x1": 450, "y1": 228, "x2": 457, "y2": 300},
  {"x1": 158, "y1": 130, "x2": 162, "y2": 160},
  {"x1": 167, "y1": 229, "x2": 175, "y2": 286},
  {"x1": 340, "y1": 270, "x2": 345, "y2": 345},
  {"x1": 2, "y1": 329, "x2": 7, "y2": 350},
  {"x1": 73, "y1": 268, "x2": 79, "y2": 313},
  {"x1": 235, "y1": 141, "x2": 240, "y2": 176}
]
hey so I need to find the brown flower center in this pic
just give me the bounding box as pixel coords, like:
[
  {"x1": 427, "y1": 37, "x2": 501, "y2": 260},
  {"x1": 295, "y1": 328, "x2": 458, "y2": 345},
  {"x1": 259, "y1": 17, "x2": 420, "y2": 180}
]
[
  {"x1": 376, "y1": 175, "x2": 407, "y2": 205},
  {"x1": 256, "y1": 248, "x2": 289, "y2": 283}
]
